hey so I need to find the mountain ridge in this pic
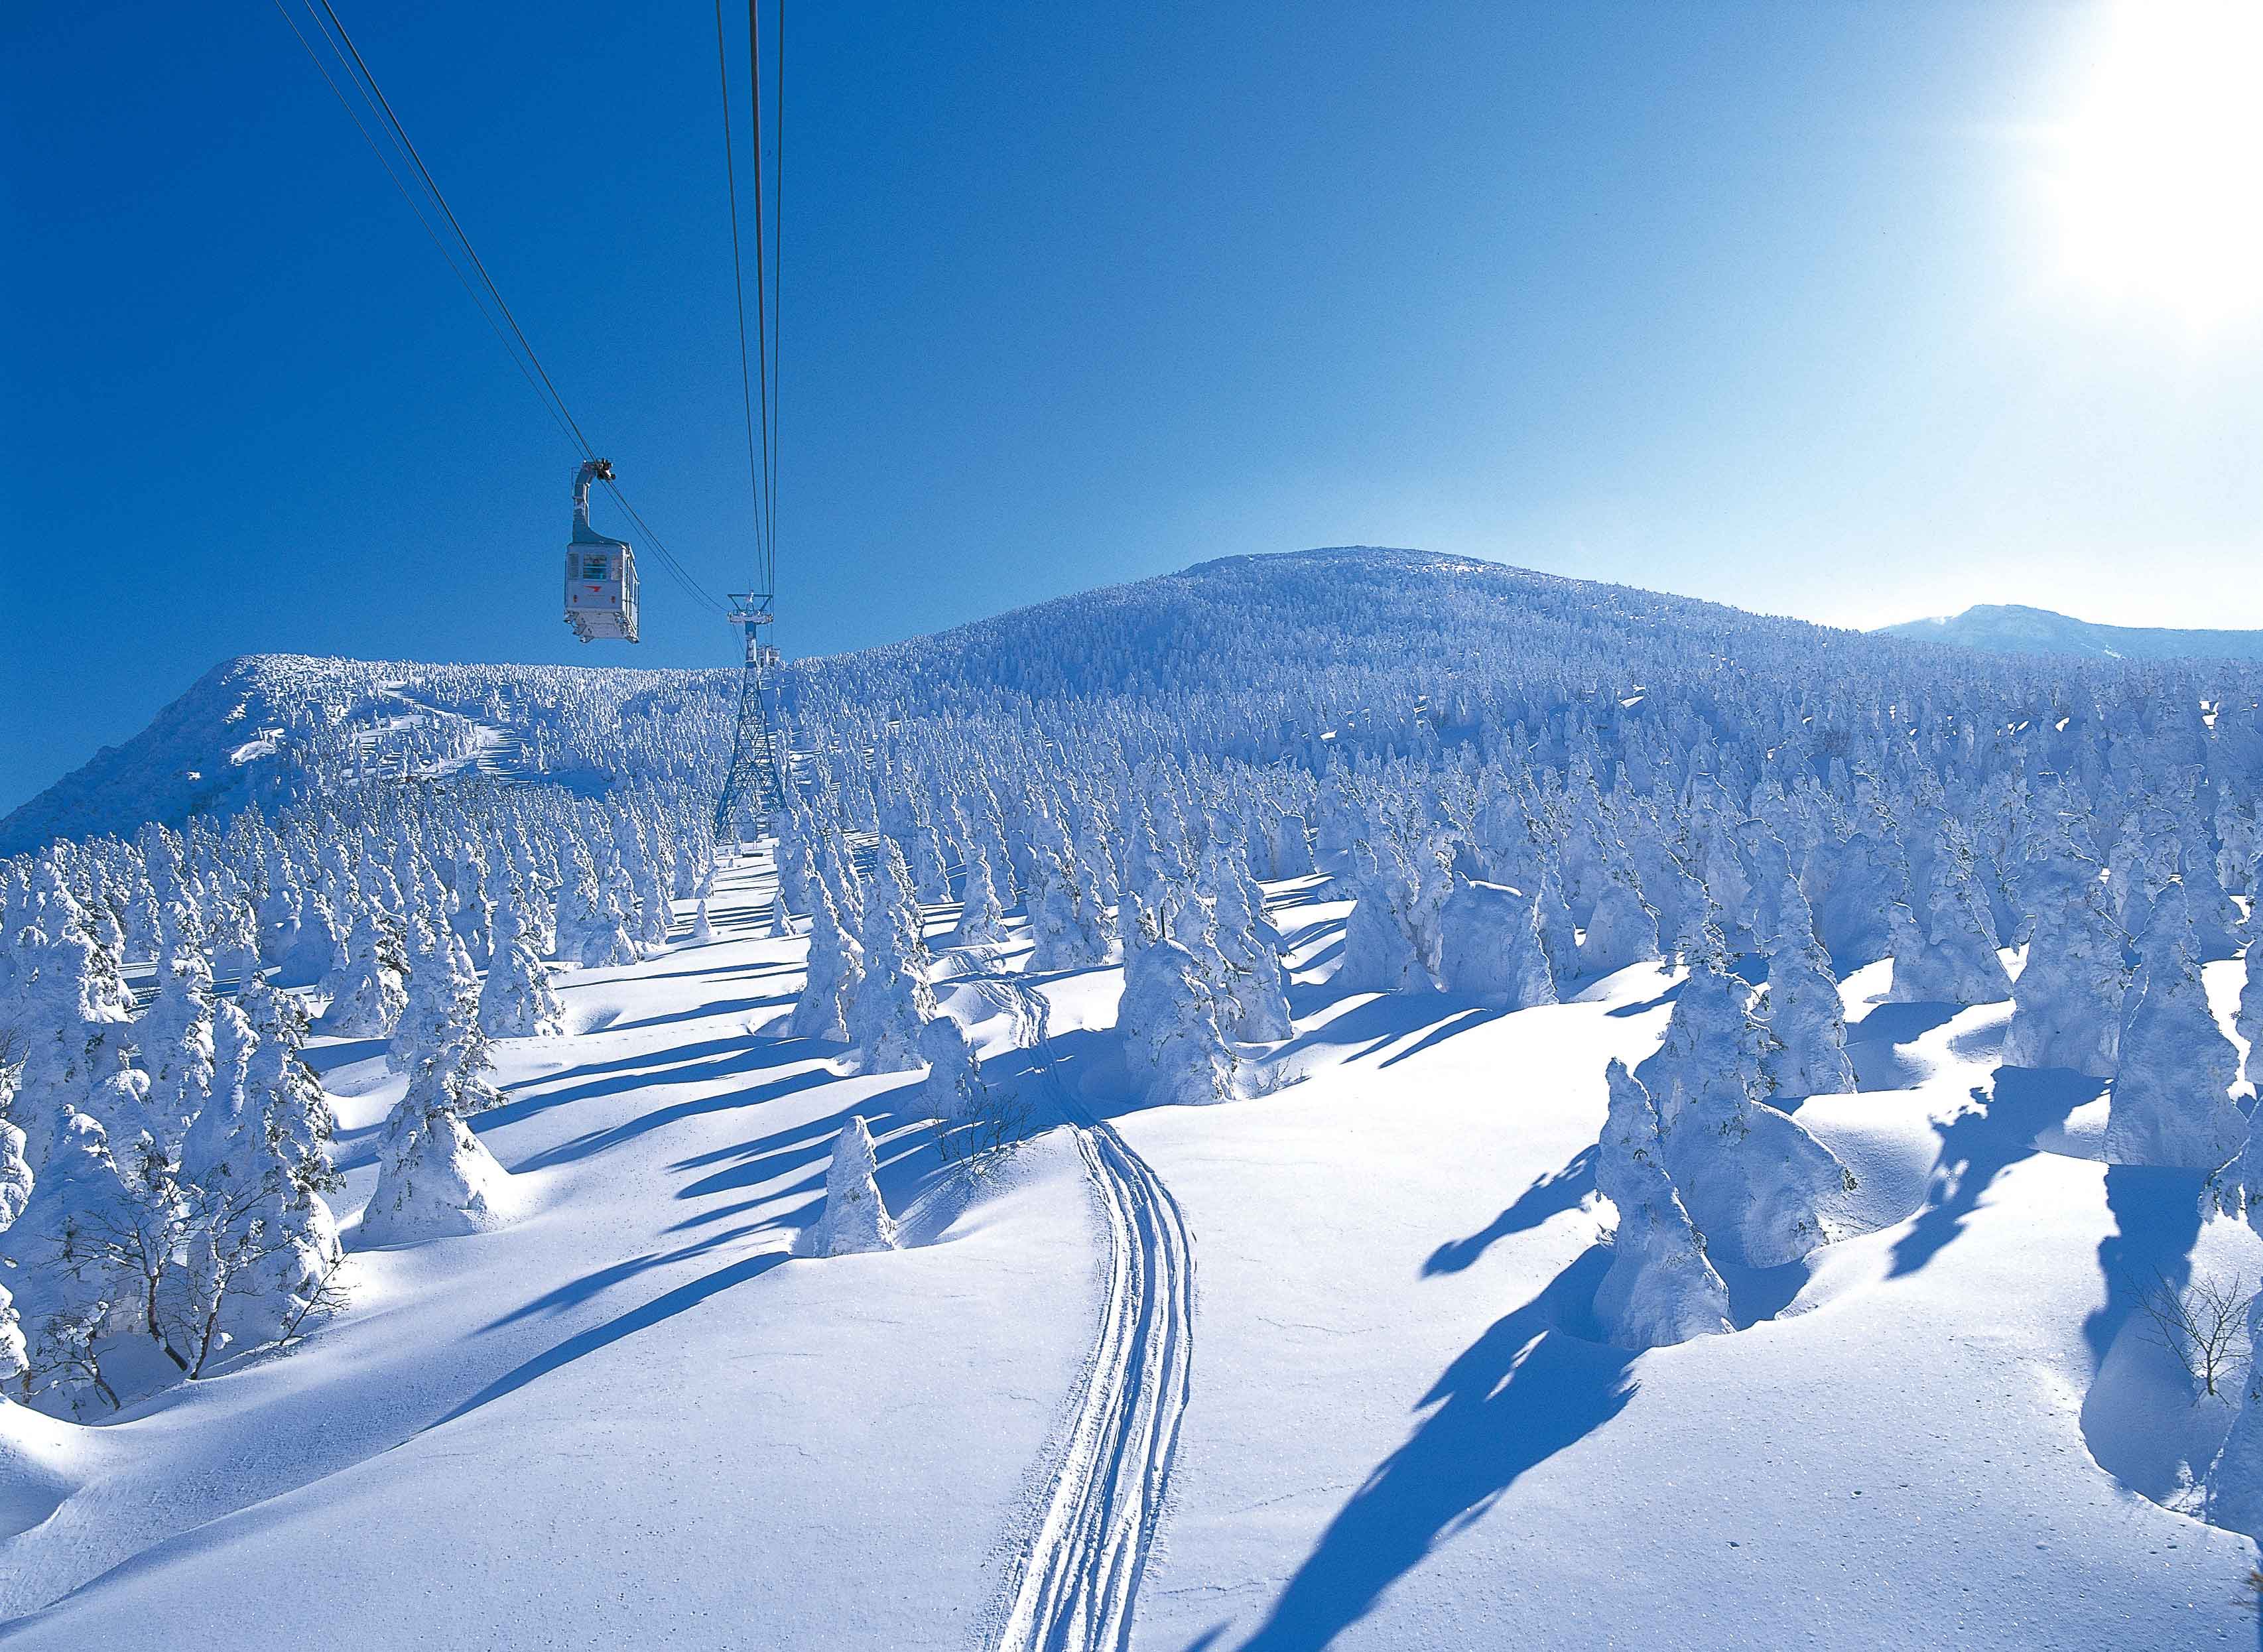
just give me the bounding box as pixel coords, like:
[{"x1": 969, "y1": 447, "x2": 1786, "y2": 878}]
[{"x1": 1875, "y1": 602, "x2": 2263, "y2": 663}]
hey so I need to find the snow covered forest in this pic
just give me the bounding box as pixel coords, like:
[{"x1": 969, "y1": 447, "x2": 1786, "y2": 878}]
[{"x1": 5, "y1": 545, "x2": 2263, "y2": 1646}]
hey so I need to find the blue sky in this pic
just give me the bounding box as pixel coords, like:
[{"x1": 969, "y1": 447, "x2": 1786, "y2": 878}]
[{"x1": 5, "y1": 1, "x2": 2260, "y2": 814}]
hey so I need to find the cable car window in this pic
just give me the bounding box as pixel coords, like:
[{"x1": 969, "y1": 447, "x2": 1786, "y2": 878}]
[{"x1": 582, "y1": 554, "x2": 610, "y2": 580}]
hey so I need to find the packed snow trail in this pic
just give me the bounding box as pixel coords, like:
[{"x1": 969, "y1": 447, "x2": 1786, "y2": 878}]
[{"x1": 991, "y1": 976, "x2": 1195, "y2": 1652}]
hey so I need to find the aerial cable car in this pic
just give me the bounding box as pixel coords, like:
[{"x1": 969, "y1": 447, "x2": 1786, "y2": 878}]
[{"x1": 563, "y1": 458, "x2": 640, "y2": 643}]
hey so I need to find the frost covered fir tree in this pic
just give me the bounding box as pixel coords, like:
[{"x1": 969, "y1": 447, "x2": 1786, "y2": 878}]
[
  {"x1": 1025, "y1": 849, "x2": 1116, "y2": 972},
  {"x1": 2104, "y1": 885, "x2": 2244, "y2": 1168},
  {"x1": 325, "y1": 906, "x2": 408, "y2": 1037},
  {"x1": 1120, "y1": 937, "x2": 1238, "y2": 1107},
  {"x1": 1886, "y1": 822, "x2": 2012, "y2": 1005},
  {"x1": 952, "y1": 845, "x2": 1009, "y2": 946},
  {"x1": 137, "y1": 917, "x2": 217, "y2": 1151},
  {"x1": 555, "y1": 844, "x2": 641, "y2": 968},
  {"x1": 0, "y1": 1117, "x2": 31, "y2": 1232},
  {"x1": 2205, "y1": 1294, "x2": 2263, "y2": 1539},
  {"x1": 2238, "y1": 938, "x2": 2263, "y2": 1090},
  {"x1": 845, "y1": 845, "x2": 935, "y2": 1073},
  {"x1": 795, "y1": 1115, "x2": 898, "y2": 1257},
  {"x1": 1577, "y1": 847, "x2": 1662, "y2": 977},
  {"x1": 790, "y1": 880, "x2": 864, "y2": 1043},
  {"x1": 389, "y1": 914, "x2": 478, "y2": 1074},
  {"x1": 919, "y1": 1013, "x2": 988, "y2": 1123},
  {"x1": 1338, "y1": 838, "x2": 1443, "y2": 995},
  {"x1": 238, "y1": 975, "x2": 341, "y2": 1186},
  {"x1": 478, "y1": 891, "x2": 564, "y2": 1041},
  {"x1": 1200, "y1": 838, "x2": 1293, "y2": 1041},
  {"x1": 1760, "y1": 925, "x2": 1854, "y2": 1100},
  {"x1": 1633, "y1": 952, "x2": 1856, "y2": 1268},
  {"x1": 176, "y1": 997, "x2": 257, "y2": 1190},
  {"x1": 1435, "y1": 878, "x2": 1557, "y2": 1009},
  {"x1": 0, "y1": 1277, "x2": 25, "y2": 1393},
  {"x1": 2001, "y1": 865, "x2": 2126, "y2": 1078},
  {"x1": 1593, "y1": 1060, "x2": 1732, "y2": 1350},
  {"x1": 360, "y1": 1004, "x2": 513, "y2": 1244}
]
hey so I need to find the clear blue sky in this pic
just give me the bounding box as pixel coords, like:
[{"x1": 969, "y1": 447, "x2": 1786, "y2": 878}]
[{"x1": 5, "y1": 1, "x2": 2260, "y2": 814}]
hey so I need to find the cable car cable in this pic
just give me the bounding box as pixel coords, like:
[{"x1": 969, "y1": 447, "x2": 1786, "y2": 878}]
[
  {"x1": 312, "y1": 0, "x2": 597, "y2": 461},
  {"x1": 763, "y1": 0, "x2": 783, "y2": 591},
  {"x1": 747, "y1": 0, "x2": 775, "y2": 595},
  {"x1": 713, "y1": 0, "x2": 768, "y2": 579},
  {"x1": 278, "y1": 0, "x2": 728, "y2": 618},
  {"x1": 267, "y1": 0, "x2": 582, "y2": 459}
]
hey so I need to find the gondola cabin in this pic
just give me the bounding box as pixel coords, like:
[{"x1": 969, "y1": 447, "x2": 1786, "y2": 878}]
[{"x1": 563, "y1": 458, "x2": 640, "y2": 643}]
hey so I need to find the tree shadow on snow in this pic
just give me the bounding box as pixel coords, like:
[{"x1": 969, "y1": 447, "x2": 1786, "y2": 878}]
[
  {"x1": 1603, "y1": 978, "x2": 1682, "y2": 1019},
  {"x1": 1423, "y1": 1148, "x2": 1596, "y2": 1277},
  {"x1": 1888, "y1": 1067, "x2": 2104, "y2": 1280},
  {"x1": 1843, "y1": 999, "x2": 1961, "y2": 1091},
  {"x1": 1233, "y1": 1257, "x2": 1636, "y2": 1652},
  {"x1": 2082, "y1": 1164, "x2": 2208, "y2": 1372},
  {"x1": 429, "y1": 1249, "x2": 791, "y2": 1431},
  {"x1": 669, "y1": 1078, "x2": 929, "y2": 1202},
  {"x1": 1377, "y1": 1006, "x2": 1506, "y2": 1070},
  {"x1": 600, "y1": 990, "x2": 794, "y2": 1036},
  {"x1": 509, "y1": 1060, "x2": 839, "y2": 1174}
]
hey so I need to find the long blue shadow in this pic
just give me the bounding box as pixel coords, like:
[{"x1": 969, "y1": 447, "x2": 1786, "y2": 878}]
[
  {"x1": 1378, "y1": 1005, "x2": 1504, "y2": 1070},
  {"x1": 600, "y1": 992, "x2": 795, "y2": 1036},
  {"x1": 1424, "y1": 1148, "x2": 1596, "y2": 1277},
  {"x1": 431, "y1": 1249, "x2": 789, "y2": 1429},
  {"x1": 1236, "y1": 1280, "x2": 1636, "y2": 1651},
  {"x1": 1844, "y1": 999, "x2": 1963, "y2": 1090},
  {"x1": 513, "y1": 1063, "x2": 837, "y2": 1173},
  {"x1": 675, "y1": 1080, "x2": 925, "y2": 1200},
  {"x1": 2083, "y1": 1163, "x2": 2209, "y2": 1372},
  {"x1": 480, "y1": 1224, "x2": 766, "y2": 1331},
  {"x1": 1888, "y1": 1066, "x2": 2103, "y2": 1280}
]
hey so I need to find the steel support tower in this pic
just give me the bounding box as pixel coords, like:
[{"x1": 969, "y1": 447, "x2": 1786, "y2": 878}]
[{"x1": 713, "y1": 594, "x2": 789, "y2": 846}]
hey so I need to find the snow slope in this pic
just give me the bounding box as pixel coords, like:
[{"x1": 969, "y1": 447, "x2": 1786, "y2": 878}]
[
  {"x1": 1878, "y1": 604, "x2": 2263, "y2": 665},
  {"x1": 5, "y1": 860, "x2": 2254, "y2": 1649},
  {"x1": 0, "y1": 654, "x2": 734, "y2": 855}
]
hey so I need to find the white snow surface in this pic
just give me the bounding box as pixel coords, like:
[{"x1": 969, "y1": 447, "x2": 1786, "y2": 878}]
[{"x1": 1, "y1": 859, "x2": 2253, "y2": 1649}]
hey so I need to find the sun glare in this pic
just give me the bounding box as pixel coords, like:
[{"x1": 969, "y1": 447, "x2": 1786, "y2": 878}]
[{"x1": 2048, "y1": 0, "x2": 2263, "y2": 330}]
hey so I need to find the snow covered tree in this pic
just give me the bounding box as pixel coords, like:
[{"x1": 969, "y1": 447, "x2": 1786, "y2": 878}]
[
  {"x1": 845, "y1": 846, "x2": 935, "y2": 1072},
  {"x1": 919, "y1": 1013, "x2": 988, "y2": 1123},
  {"x1": 795, "y1": 1115, "x2": 898, "y2": 1257},
  {"x1": 361, "y1": 1003, "x2": 513, "y2": 1245},
  {"x1": 2106, "y1": 885, "x2": 2244, "y2": 1168},
  {"x1": 478, "y1": 889, "x2": 564, "y2": 1041},
  {"x1": 1577, "y1": 848, "x2": 1662, "y2": 977},
  {"x1": 389, "y1": 914, "x2": 478, "y2": 1074},
  {"x1": 1594, "y1": 1059, "x2": 1732, "y2": 1350},
  {"x1": 2002, "y1": 865, "x2": 2126, "y2": 1078},
  {"x1": 1338, "y1": 838, "x2": 1439, "y2": 995},
  {"x1": 1886, "y1": 822, "x2": 2012, "y2": 1005},
  {"x1": 1435, "y1": 878, "x2": 1557, "y2": 1009},
  {"x1": 1200, "y1": 838, "x2": 1293, "y2": 1041},
  {"x1": 324, "y1": 906, "x2": 408, "y2": 1037},
  {"x1": 1760, "y1": 926, "x2": 1854, "y2": 1100},
  {"x1": 1120, "y1": 937, "x2": 1237, "y2": 1106},
  {"x1": 1634, "y1": 958, "x2": 1856, "y2": 1268},
  {"x1": 554, "y1": 843, "x2": 641, "y2": 968},
  {"x1": 952, "y1": 845, "x2": 1009, "y2": 946},
  {"x1": 1025, "y1": 850, "x2": 1116, "y2": 972},
  {"x1": 2238, "y1": 937, "x2": 2263, "y2": 1090},
  {"x1": 789, "y1": 880, "x2": 864, "y2": 1043}
]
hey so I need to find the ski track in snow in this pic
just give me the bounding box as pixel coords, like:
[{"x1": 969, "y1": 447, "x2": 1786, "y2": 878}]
[{"x1": 988, "y1": 974, "x2": 1195, "y2": 1652}]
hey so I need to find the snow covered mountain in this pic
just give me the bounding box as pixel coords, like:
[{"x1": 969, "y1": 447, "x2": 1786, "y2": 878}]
[
  {"x1": 8, "y1": 544, "x2": 2263, "y2": 1648},
  {"x1": 1877, "y1": 602, "x2": 2263, "y2": 663},
  {"x1": 0, "y1": 653, "x2": 735, "y2": 858}
]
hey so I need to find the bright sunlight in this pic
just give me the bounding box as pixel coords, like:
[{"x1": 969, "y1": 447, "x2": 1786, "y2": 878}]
[{"x1": 2048, "y1": 0, "x2": 2263, "y2": 329}]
